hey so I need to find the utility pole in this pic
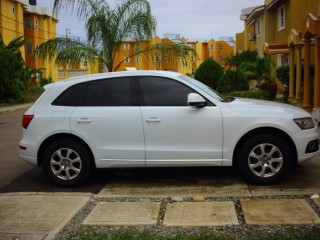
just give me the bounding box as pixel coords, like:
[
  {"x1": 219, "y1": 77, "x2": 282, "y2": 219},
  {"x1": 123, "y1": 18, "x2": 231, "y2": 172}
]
[{"x1": 66, "y1": 28, "x2": 71, "y2": 38}]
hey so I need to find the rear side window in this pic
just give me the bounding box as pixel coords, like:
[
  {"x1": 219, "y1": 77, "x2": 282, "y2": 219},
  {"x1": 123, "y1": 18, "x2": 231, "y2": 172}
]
[
  {"x1": 80, "y1": 78, "x2": 135, "y2": 106},
  {"x1": 52, "y1": 83, "x2": 85, "y2": 106}
]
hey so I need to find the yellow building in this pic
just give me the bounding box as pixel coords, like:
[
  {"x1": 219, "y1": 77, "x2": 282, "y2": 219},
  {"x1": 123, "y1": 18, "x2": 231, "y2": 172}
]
[
  {"x1": 214, "y1": 38, "x2": 236, "y2": 67},
  {"x1": 114, "y1": 35, "x2": 235, "y2": 75},
  {"x1": 0, "y1": 0, "x2": 28, "y2": 58},
  {"x1": 0, "y1": 0, "x2": 59, "y2": 81},
  {"x1": 237, "y1": 0, "x2": 320, "y2": 110},
  {"x1": 57, "y1": 57, "x2": 100, "y2": 80}
]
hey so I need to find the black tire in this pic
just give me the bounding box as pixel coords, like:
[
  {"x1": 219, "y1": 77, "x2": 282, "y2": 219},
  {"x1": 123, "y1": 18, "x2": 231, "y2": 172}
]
[
  {"x1": 42, "y1": 139, "x2": 92, "y2": 187},
  {"x1": 238, "y1": 134, "x2": 293, "y2": 185}
]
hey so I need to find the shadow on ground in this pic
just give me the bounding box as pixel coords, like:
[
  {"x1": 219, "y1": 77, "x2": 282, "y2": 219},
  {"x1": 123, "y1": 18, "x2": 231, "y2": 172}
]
[{"x1": 0, "y1": 166, "x2": 241, "y2": 194}]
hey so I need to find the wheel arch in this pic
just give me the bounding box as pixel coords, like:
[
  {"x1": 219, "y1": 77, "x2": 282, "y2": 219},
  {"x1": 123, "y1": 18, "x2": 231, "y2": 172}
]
[
  {"x1": 232, "y1": 127, "x2": 298, "y2": 166},
  {"x1": 37, "y1": 133, "x2": 96, "y2": 168}
]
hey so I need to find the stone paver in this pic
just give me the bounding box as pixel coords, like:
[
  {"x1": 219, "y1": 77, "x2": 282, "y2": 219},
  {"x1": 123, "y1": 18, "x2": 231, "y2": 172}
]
[
  {"x1": 241, "y1": 199, "x2": 320, "y2": 225},
  {"x1": 314, "y1": 198, "x2": 320, "y2": 207},
  {"x1": 83, "y1": 202, "x2": 161, "y2": 226},
  {"x1": 0, "y1": 193, "x2": 91, "y2": 239},
  {"x1": 163, "y1": 202, "x2": 239, "y2": 227}
]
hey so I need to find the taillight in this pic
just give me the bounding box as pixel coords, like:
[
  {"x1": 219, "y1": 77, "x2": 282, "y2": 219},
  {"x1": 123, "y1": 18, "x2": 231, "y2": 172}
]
[{"x1": 22, "y1": 115, "x2": 34, "y2": 129}]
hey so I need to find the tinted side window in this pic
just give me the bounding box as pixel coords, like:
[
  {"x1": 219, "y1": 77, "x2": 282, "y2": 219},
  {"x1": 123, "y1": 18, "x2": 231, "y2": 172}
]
[
  {"x1": 138, "y1": 77, "x2": 195, "y2": 106},
  {"x1": 81, "y1": 78, "x2": 134, "y2": 106},
  {"x1": 52, "y1": 83, "x2": 85, "y2": 106}
]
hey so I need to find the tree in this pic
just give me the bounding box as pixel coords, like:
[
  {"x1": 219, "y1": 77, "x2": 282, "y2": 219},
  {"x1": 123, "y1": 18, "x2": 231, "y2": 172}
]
[
  {"x1": 0, "y1": 35, "x2": 29, "y2": 102},
  {"x1": 194, "y1": 58, "x2": 224, "y2": 89},
  {"x1": 217, "y1": 69, "x2": 249, "y2": 93},
  {"x1": 224, "y1": 50, "x2": 258, "y2": 68},
  {"x1": 225, "y1": 50, "x2": 274, "y2": 85},
  {"x1": 39, "y1": 0, "x2": 193, "y2": 72}
]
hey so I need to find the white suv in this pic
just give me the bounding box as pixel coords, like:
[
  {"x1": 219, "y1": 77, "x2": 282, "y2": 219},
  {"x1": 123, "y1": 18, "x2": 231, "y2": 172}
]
[{"x1": 19, "y1": 71, "x2": 320, "y2": 187}]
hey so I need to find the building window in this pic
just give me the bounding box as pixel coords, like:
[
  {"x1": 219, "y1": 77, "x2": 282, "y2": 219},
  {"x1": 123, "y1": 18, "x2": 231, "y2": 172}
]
[
  {"x1": 24, "y1": 18, "x2": 32, "y2": 30},
  {"x1": 11, "y1": 6, "x2": 15, "y2": 13},
  {"x1": 25, "y1": 44, "x2": 33, "y2": 55},
  {"x1": 210, "y1": 44, "x2": 214, "y2": 50},
  {"x1": 277, "y1": 54, "x2": 289, "y2": 67},
  {"x1": 278, "y1": 5, "x2": 285, "y2": 30},
  {"x1": 219, "y1": 56, "x2": 223, "y2": 61},
  {"x1": 154, "y1": 56, "x2": 160, "y2": 62},
  {"x1": 36, "y1": 45, "x2": 39, "y2": 55},
  {"x1": 83, "y1": 61, "x2": 87, "y2": 67},
  {"x1": 191, "y1": 68, "x2": 195, "y2": 74},
  {"x1": 35, "y1": 18, "x2": 38, "y2": 29},
  {"x1": 135, "y1": 56, "x2": 139, "y2": 62},
  {"x1": 191, "y1": 56, "x2": 195, "y2": 62},
  {"x1": 256, "y1": 16, "x2": 262, "y2": 37},
  {"x1": 124, "y1": 43, "x2": 130, "y2": 50},
  {"x1": 124, "y1": 56, "x2": 130, "y2": 63},
  {"x1": 182, "y1": 61, "x2": 187, "y2": 67}
]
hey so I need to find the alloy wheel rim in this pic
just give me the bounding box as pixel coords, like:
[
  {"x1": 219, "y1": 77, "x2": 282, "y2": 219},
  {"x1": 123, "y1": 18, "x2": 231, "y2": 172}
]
[
  {"x1": 50, "y1": 148, "x2": 82, "y2": 180},
  {"x1": 248, "y1": 143, "x2": 283, "y2": 178}
]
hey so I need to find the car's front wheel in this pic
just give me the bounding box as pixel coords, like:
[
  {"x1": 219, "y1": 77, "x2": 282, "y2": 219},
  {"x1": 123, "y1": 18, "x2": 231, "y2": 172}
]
[
  {"x1": 42, "y1": 139, "x2": 92, "y2": 187},
  {"x1": 238, "y1": 134, "x2": 292, "y2": 185}
]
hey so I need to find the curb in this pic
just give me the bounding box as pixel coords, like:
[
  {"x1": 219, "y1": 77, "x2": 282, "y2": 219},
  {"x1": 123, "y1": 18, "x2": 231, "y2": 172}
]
[{"x1": 0, "y1": 103, "x2": 33, "y2": 114}]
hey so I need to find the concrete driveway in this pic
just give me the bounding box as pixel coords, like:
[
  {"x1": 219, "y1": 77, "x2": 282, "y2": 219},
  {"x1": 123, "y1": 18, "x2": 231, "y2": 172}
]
[{"x1": 0, "y1": 107, "x2": 320, "y2": 240}]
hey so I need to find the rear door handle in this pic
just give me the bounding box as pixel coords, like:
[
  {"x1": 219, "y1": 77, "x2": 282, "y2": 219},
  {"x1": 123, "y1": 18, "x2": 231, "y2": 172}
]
[
  {"x1": 77, "y1": 118, "x2": 92, "y2": 123},
  {"x1": 146, "y1": 117, "x2": 161, "y2": 123}
]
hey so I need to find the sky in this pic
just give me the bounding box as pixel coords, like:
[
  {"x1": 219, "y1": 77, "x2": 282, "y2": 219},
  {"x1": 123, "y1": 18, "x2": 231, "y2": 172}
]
[{"x1": 36, "y1": 0, "x2": 264, "y2": 41}]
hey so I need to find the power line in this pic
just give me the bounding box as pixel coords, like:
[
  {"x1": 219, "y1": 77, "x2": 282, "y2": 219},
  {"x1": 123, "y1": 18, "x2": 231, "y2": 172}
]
[
  {"x1": 0, "y1": 13, "x2": 63, "y2": 37},
  {"x1": 0, "y1": 26, "x2": 55, "y2": 41}
]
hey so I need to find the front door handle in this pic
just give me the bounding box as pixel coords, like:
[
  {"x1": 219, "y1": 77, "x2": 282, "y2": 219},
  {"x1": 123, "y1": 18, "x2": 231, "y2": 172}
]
[
  {"x1": 77, "y1": 118, "x2": 92, "y2": 123},
  {"x1": 146, "y1": 117, "x2": 161, "y2": 123}
]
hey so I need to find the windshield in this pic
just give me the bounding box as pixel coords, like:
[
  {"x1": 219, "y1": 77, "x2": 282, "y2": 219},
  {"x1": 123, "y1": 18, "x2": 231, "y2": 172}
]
[{"x1": 178, "y1": 74, "x2": 230, "y2": 102}]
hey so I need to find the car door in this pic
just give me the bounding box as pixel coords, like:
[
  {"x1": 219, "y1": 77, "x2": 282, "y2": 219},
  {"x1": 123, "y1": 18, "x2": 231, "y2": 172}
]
[
  {"x1": 137, "y1": 76, "x2": 223, "y2": 167},
  {"x1": 69, "y1": 77, "x2": 145, "y2": 168}
]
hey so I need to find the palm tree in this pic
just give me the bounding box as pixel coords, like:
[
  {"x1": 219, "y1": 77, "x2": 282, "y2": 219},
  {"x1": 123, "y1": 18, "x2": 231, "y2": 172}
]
[
  {"x1": 39, "y1": 0, "x2": 193, "y2": 72},
  {"x1": 0, "y1": 35, "x2": 29, "y2": 52}
]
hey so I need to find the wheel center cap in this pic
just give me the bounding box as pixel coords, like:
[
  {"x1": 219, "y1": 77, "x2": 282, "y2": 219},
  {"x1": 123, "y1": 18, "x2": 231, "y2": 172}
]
[
  {"x1": 61, "y1": 159, "x2": 71, "y2": 167},
  {"x1": 261, "y1": 155, "x2": 271, "y2": 164}
]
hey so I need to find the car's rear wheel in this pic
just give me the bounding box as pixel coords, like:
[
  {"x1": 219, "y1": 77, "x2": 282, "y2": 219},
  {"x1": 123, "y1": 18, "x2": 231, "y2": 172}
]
[
  {"x1": 238, "y1": 134, "x2": 292, "y2": 185},
  {"x1": 42, "y1": 139, "x2": 92, "y2": 187}
]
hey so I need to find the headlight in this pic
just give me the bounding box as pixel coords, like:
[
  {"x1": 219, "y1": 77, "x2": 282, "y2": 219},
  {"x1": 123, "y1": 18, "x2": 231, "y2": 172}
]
[{"x1": 293, "y1": 118, "x2": 315, "y2": 130}]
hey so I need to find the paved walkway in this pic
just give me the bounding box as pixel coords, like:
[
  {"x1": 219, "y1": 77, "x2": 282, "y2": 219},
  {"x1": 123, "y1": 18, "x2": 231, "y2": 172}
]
[{"x1": 0, "y1": 189, "x2": 319, "y2": 240}]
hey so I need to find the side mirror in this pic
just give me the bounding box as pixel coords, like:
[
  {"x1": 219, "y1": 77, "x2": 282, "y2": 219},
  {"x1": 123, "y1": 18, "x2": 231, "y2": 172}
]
[{"x1": 188, "y1": 93, "x2": 207, "y2": 108}]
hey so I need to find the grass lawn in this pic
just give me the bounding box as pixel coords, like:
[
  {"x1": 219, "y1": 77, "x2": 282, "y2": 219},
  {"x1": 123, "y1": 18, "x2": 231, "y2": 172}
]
[{"x1": 63, "y1": 226, "x2": 320, "y2": 240}]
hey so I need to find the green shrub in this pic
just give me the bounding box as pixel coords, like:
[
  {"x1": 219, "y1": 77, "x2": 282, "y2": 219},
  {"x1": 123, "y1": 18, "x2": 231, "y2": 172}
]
[
  {"x1": 228, "y1": 89, "x2": 270, "y2": 100},
  {"x1": 40, "y1": 76, "x2": 52, "y2": 87},
  {"x1": 0, "y1": 49, "x2": 25, "y2": 103},
  {"x1": 194, "y1": 58, "x2": 224, "y2": 89},
  {"x1": 217, "y1": 69, "x2": 249, "y2": 93}
]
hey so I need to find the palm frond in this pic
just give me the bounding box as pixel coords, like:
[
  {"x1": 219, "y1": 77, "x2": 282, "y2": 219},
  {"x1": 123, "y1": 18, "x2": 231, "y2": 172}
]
[{"x1": 38, "y1": 38, "x2": 100, "y2": 66}]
